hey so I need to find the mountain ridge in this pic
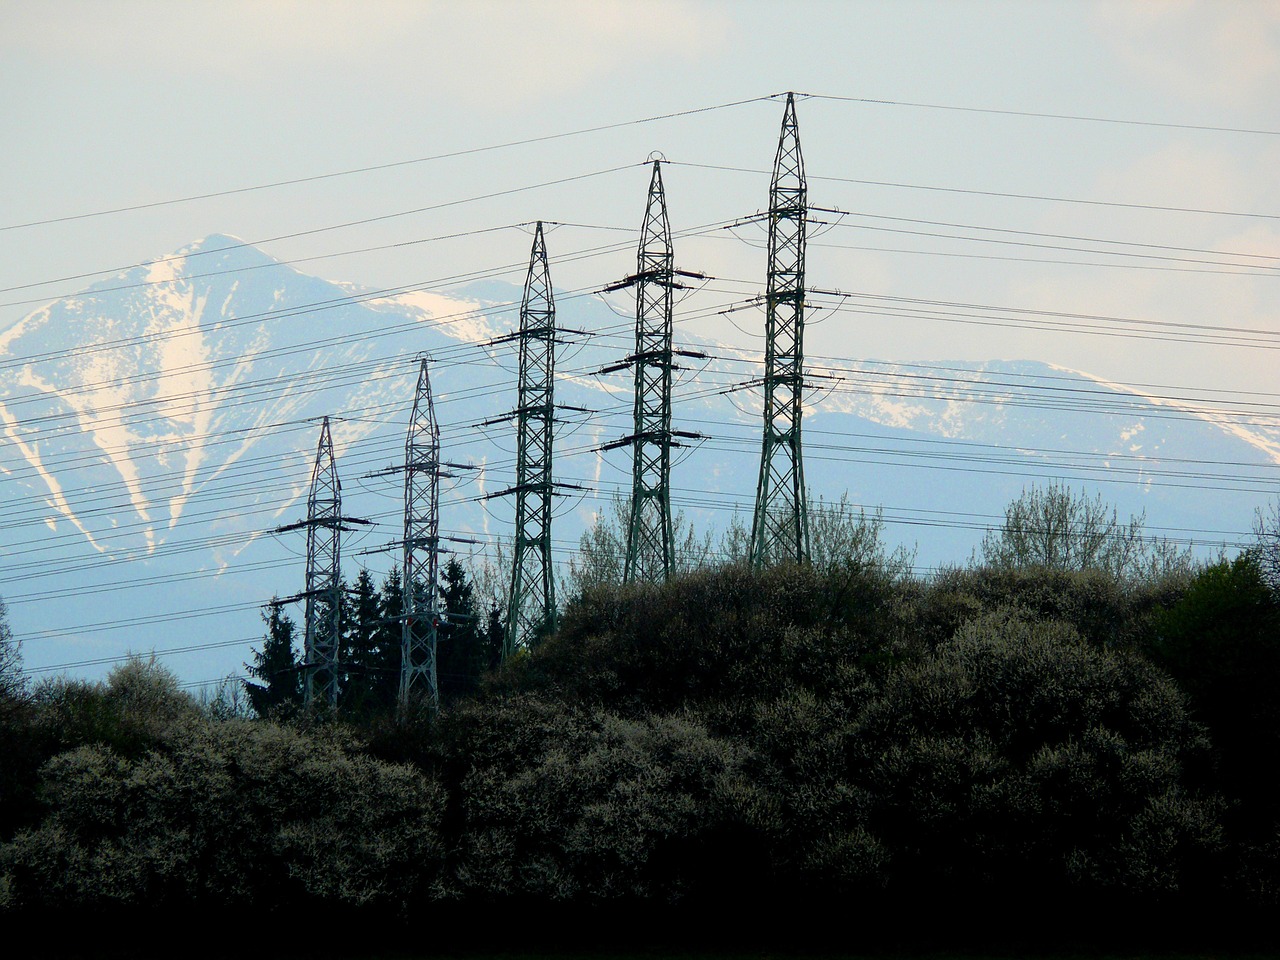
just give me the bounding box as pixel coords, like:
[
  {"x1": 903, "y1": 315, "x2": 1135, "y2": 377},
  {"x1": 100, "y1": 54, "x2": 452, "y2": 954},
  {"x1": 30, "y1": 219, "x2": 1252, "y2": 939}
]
[{"x1": 1, "y1": 235, "x2": 1275, "y2": 682}]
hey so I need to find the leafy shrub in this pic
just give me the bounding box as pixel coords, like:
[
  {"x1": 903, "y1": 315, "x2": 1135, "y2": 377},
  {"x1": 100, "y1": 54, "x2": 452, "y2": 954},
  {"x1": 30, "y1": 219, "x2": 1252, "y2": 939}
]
[
  {"x1": 848, "y1": 611, "x2": 1222, "y2": 900},
  {"x1": 511, "y1": 562, "x2": 900, "y2": 719},
  {"x1": 29, "y1": 657, "x2": 199, "y2": 758},
  {"x1": 0, "y1": 719, "x2": 445, "y2": 913},
  {"x1": 444, "y1": 695, "x2": 750, "y2": 903},
  {"x1": 916, "y1": 564, "x2": 1186, "y2": 650},
  {"x1": 1150, "y1": 554, "x2": 1280, "y2": 831}
]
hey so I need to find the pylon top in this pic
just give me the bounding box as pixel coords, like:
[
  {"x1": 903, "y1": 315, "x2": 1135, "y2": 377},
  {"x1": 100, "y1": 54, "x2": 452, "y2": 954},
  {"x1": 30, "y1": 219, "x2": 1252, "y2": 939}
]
[
  {"x1": 639, "y1": 161, "x2": 672, "y2": 260},
  {"x1": 408, "y1": 357, "x2": 439, "y2": 441},
  {"x1": 774, "y1": 92, "x2": 806, "y2": 190},
  {"x1": 311, "y1": 416, "x2": 339, "y2": 497},
  {"x1": 522, "y1": 221, "x2": 554, "y2": 326}
]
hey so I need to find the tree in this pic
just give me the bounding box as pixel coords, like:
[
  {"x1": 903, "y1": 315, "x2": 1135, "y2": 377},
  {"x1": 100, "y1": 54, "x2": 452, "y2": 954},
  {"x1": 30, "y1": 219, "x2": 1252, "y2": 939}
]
[
  {"x1": 208, "y1": 676, "x2": 252, "y2": 720},
  {"x1": 1, "y1": 719, "x2": 446, "y2": 915},
  {"x1": 340, "y1": 569, "x2": 386, "y2": 713},
  {"x1": 978, "y1": 482, "x2": 1194, "y2": 581},
  {"x1": 561, "y1": 495, "x2": 713, "y2": 603},
  {"x1": 0, "y1": 595, "x2": 22, "y2": 703},
  {"x1": 1151, "y1": 553, "x2": 1280, "y2": 829},
  {"x1": 1253, "y1": 494, "x2": 1280, "y2": 595},
  {"x1": 481, "y1": 600, "x2": 504, "y2": 671},
  {"x1": 438, "y1": 558, "x2": 486, "y2": 702},
  {"x1": 850, "y1": 611, "x2": 1222, "y2": 900},
  {"x1": 457, "y1": 550, "x2": 507, "y2": 671},
  {"x1": 561, "y1": 499, "x2": 627, "y2": 600},
  {"x1": 0, "y1": 594, "x2": 37, "y2": 838},
  {"x1": 808, "y1": 492, "x2": 915, "y2": 580},
  {"x1": 243, "y1": 603, "x2": 301, "y2": 718}
]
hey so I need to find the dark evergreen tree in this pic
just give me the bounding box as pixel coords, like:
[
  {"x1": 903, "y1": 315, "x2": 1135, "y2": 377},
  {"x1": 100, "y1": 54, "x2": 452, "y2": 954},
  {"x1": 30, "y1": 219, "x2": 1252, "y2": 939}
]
[
  {"x1": 370, "y1": 565, "x2": 405, "y2": 711},
  {"x1": 438, "y1": 558, "x2": 486, "y2": 702},
  {"x1": 243, "y1": 603, "x2": 301, "y2": 717},
  {"x1": 340, "y1": 569, "x2": 383, "y2": 714}
]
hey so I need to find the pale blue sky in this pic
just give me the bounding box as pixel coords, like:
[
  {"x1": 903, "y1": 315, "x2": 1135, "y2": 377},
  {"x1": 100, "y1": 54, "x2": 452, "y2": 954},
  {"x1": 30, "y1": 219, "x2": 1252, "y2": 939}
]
[{"x1": 3, "y1": 0, "x2": 1278, "y2": 398}]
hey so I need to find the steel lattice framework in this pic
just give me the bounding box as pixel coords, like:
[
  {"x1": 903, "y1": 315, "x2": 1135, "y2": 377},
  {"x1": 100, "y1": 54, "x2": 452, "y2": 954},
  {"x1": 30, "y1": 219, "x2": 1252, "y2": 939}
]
[
  {"x1": 302, "y1": 416, "x2": 342, "y2": 709},
  {"x1": 399, "y1": 357, "x2": 442, "y2": 713},
  {"x1": 750, "y1": 92, "x2": 811, "y2": 567},
  {"x1": 504, "y1": 223, "x2": 557, "y2": 657},
  {"x1": 623, "y1": 160, "x2": 677, "y2": 584}
]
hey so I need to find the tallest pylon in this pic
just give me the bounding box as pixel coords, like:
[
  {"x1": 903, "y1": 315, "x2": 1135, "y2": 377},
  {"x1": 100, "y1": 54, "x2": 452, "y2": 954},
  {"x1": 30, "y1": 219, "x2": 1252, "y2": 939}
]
[
  {"x1": 750, "y1": 92, "x2": 810, "y2": 566},
  {"x1": 624, "y1": 160, "x2": 677, "y2": 584},
  {"x1": 504, "y1": 223, "x2": 557, "y2": 657}
]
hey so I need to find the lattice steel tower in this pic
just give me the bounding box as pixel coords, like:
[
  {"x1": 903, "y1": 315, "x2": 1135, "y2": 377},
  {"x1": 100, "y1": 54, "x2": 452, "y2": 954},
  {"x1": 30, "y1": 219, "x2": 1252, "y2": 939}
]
[
  {"x1": 399, "y1": 357, "x2": 442, "y2": 712},
  {"x1": 750, "y1": 92, "x2": 811, "y2": 566},
  {"x1": 301, "y1": 417, "x2": 342, "y2": 709},
  {"x1": 504, "y1": 223, "x2": 557, "y2": 657},
  {"x1": 623, "y1": 160, "x2": 677, "y2": 583}
]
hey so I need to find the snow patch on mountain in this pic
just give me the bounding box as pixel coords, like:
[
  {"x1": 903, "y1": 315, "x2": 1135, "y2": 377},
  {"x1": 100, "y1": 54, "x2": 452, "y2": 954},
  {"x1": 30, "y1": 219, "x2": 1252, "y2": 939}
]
[
  {"x1": 1049, "y1": 362, "x2": 1280, "y2": 466},
  {"x1": 371, "y1": 290, "x2": 498, "y2": 345},
  {"x1": 0, "y1": 235, "x2": 417, "y2": 558}
]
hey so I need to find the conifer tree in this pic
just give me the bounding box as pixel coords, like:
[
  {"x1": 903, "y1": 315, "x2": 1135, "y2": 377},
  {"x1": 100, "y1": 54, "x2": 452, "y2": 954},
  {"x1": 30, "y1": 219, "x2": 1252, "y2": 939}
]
[
  {"x1": 370, "y1": 566, "x2": 405, "y2": 711},
  {"x1": 340, "y1": 569, "x2": 383, "y2": 714},
  {"x1": 243, "y1": 603, "x2": 301, "y2": 717},
  {"x1": 439, "y1": 558, "x2": 484, "y2": 702}
]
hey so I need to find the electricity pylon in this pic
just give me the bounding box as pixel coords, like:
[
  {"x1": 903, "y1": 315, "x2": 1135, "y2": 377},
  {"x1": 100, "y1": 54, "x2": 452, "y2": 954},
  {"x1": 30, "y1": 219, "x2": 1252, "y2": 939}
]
[
  {"x1": 284, "y1": 416, "x2": 343, "y2": 710},
  {"x1": 597, "y1": 160, "x2": 712, "y2": 583},
  {"x1": 623, "y1": 160, "x2": 677, "y2": 583},
  {"x1": 274, "y1": 417, "x2": 371, "y2": 711},
  {"x1": 399, "y1": 357, "x2": 442, "y2": 713},
  {"x1": 750, "y1": 92, "x2": 811, "y2": 566},
  {"x1": 301, "y1": 417, "x2": 342, "y2": 709},
  {"x1": 501, "y1": 223, "x2": 558, "y2": 657}
]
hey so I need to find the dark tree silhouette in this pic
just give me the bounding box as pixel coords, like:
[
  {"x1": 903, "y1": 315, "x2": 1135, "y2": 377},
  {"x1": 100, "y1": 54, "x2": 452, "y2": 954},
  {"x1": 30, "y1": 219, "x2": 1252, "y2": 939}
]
[{"x1": 243, "y1": 603, "x2": 301, "y2": 717}]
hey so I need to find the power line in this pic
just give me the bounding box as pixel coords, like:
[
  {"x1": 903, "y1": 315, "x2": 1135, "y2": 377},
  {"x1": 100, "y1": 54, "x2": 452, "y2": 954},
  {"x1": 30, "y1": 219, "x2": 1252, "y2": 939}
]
[
  {"x1": 814, "y1": 217, "x2": 1280, "y2": 274},
  {"x1": 672, "y1": 160, "x2": 1280, "y2": 222},
  {"x1": 802, "y1": 92, "x2": 1280, "y2": 138},
  {"x1": 0, "y1": 223, "x2": 525, "y2": 310},
  {"x1": 817, "y1": 209, "x2": 1280, "y2": 264},
  {"x1": 1, "y1": 164, "x2": 643, "y2": 295},
  {"x1": 1, "y1": 95, "x2": 773, "y2": 232},
  {"x1": 5, "y1": 312, "x2": 1278, "y2": 551}
]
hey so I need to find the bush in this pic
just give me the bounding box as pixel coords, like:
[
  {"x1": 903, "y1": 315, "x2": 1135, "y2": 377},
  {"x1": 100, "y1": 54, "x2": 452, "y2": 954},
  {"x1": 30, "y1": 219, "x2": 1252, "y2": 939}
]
[
  {"x1": 514, "y1": 562, "x2": 901, "y2": 719},
  {"x1": 916, "y1": 564, "x2": 1187, "y2": 650},
  {"x1": 1150, "y1": 554, "x2": 1280, "y2": 830},
  {"x1": 444, "y1": 695, "x2": 751, "y2": 903},
  {"x1": 0, "y1": 719, "x2": 445, "y2": 914},
  {"x1": 847, "y1": 611, "x2": 1222, "y2": 901},
  {"x1": 30, "y1": 657, "x2": 199, "y2": 758}
]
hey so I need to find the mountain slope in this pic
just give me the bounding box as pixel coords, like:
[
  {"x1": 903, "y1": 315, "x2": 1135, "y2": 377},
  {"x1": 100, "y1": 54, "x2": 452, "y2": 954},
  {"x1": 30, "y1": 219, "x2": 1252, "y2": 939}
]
[{"x1": 1, "y1": 235, "x2": 1276, "y2": 683}]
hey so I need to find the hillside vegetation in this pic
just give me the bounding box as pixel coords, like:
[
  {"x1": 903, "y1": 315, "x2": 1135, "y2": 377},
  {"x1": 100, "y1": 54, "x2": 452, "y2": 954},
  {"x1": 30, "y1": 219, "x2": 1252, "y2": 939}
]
[{"x1": 1, "y1": 491, "x2": 1279, "y2": 948}]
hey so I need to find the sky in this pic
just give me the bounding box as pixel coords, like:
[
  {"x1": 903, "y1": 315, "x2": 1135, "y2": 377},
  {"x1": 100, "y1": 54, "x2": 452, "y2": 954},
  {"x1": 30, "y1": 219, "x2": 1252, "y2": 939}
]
[
  {"x1": 2, "y1": 0, "x2": 1280, "y2": 685},
  {"x1": 3, "y1": 0, "x2": 1278, "y2": 396}
]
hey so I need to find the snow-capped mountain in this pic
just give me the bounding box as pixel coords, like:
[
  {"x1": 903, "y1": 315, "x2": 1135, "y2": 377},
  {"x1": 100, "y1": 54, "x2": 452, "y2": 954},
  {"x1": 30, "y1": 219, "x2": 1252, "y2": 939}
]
[
  {"x1": 1, "y1": 236, "x2": 427, "y2": 558},
  {"x1": 1, "y1": 235, "x2": 1276, "y2": 684}
]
